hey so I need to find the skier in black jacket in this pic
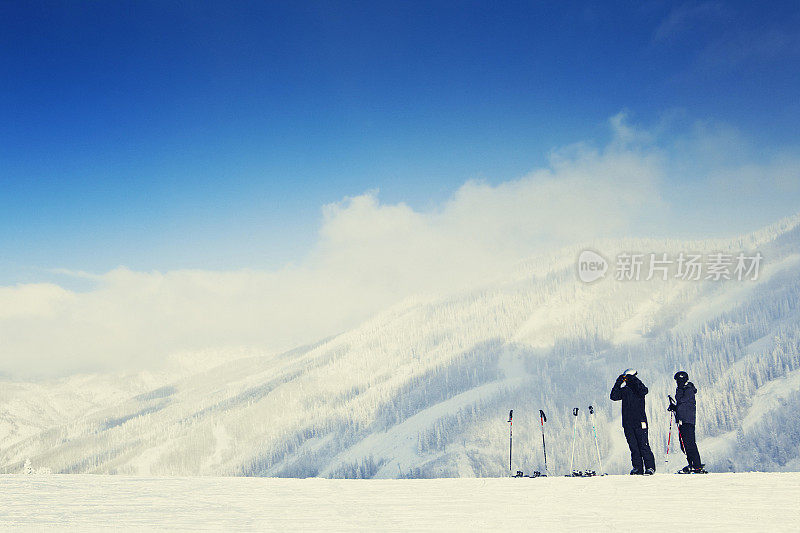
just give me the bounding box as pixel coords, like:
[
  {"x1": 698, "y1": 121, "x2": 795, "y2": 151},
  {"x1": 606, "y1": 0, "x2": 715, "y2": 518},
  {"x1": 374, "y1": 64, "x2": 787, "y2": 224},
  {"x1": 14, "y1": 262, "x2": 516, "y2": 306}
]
[
  {"x1": 668, "y1": 371, "x2": 704, "y2": 473},
  {"x1": 610, "y1": 369, "x2": 656, "y2": 475}
]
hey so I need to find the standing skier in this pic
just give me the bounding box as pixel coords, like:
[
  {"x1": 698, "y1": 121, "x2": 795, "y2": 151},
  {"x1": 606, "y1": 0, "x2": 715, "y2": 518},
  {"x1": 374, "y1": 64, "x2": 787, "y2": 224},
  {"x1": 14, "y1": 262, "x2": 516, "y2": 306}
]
[
  {"x1": 668, "y1": 371, "x2": 705, "y2": 473},
  {"x1": 610, "y1": 369, "x2": 656, "y2": 475}
]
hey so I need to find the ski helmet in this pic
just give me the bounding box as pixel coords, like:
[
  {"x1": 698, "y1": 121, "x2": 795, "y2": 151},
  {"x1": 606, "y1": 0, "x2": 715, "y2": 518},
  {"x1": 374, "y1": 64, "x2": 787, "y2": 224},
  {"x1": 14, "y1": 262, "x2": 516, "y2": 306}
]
[
  {"x1": 674, "y1": 371, "x2": 689, "y2": 386},
  {"x1": 623, "y1": 368, "x2": 637, "y2": 376}
]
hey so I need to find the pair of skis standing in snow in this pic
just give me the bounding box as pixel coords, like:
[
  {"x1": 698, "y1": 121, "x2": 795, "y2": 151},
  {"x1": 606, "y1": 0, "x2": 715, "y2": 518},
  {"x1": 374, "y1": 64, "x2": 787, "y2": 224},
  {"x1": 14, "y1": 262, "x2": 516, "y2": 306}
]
[
  {"x1": 610, "y1": 368, "x2": 705, "y2": 475},
  {"x1": 508, "y1": 368, "x2": 706, "y2": 476},
  {"x1": 507, "y1": 409, "x2": 553, "y2": 478}
]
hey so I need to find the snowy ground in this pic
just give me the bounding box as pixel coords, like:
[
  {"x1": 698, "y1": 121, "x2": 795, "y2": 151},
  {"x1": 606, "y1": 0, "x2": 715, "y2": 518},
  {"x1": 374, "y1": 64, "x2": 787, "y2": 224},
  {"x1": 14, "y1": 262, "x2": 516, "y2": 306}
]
[{"x1": 1, "y1": 473, "x2": 798, "y2": 531}]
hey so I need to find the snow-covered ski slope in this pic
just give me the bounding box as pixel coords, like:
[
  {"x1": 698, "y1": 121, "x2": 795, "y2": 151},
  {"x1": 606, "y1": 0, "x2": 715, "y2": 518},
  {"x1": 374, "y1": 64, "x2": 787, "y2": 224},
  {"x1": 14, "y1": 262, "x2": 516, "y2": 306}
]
[
  {"x1": 2, "y1": 214, "x2": 800, "y2": 477},
  {"x1": 1, "y1": 473, "x2": 798, "y2": 531}
]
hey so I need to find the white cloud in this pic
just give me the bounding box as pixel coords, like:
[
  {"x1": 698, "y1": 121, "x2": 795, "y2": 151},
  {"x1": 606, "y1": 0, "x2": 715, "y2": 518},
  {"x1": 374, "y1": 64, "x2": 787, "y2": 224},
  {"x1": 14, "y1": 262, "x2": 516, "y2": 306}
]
[
  {"x1": 2, "y1": 114, "x2": 798, "y2": 378},
  {"x1": 0, "y1": 283, "x2": 73, "y2": 320}
]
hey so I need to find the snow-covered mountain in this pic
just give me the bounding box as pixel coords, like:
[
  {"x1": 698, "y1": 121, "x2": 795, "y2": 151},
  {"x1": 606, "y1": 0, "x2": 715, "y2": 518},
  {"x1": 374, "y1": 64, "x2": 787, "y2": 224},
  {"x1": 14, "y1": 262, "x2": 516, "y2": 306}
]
[{"x1": 2, "y1": 215, "x2": 800, "y2": 477}]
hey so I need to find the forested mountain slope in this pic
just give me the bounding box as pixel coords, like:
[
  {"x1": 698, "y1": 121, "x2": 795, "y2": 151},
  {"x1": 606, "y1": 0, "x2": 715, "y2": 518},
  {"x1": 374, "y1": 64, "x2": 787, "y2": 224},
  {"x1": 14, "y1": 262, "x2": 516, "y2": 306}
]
[{"x1": 2, "y1": 215, "x2": 799, "y2": 477}]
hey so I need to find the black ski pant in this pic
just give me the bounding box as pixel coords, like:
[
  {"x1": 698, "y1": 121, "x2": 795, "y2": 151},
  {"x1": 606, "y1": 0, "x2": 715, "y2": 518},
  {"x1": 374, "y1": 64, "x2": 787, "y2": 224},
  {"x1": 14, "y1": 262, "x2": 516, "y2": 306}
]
[
  {"x1": 678, "y1": 422, "x2": 702, "y2": 468},
  {"x1": 623, "y1": 423, "x2": 656, "y2": 472}
]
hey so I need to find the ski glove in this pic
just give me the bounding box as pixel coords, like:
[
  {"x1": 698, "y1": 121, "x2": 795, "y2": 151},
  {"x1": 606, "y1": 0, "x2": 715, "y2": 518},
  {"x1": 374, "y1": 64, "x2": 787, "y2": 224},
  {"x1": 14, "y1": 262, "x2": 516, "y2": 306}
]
[{"x1": 667, "y1": 403, "x2": 676, "y2": 412}]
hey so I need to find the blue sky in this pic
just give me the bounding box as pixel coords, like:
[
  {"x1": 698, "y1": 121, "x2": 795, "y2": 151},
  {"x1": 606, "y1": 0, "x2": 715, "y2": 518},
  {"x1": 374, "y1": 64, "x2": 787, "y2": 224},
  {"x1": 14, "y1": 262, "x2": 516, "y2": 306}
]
[{"x1": 2, "y1": 1, "x2": 800, "y2": 282}]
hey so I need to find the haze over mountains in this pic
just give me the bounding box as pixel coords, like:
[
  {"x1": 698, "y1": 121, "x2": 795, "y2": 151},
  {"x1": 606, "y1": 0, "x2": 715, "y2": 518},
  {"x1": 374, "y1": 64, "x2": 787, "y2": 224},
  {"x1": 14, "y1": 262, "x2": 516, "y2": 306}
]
[{"x1": 2, "y1": 214, "x2": 799, "y2": 477}]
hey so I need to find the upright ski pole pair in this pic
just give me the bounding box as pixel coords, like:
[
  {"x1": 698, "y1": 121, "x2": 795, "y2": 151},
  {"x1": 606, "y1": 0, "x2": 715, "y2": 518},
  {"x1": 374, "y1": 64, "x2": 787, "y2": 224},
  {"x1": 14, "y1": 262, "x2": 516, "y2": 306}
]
[
  {"x1": 569, "y1": 406, "x2": 605, "y2": 475},
  {"x1": 507, "y1": 409, "x2": 549, "y2": 477}
]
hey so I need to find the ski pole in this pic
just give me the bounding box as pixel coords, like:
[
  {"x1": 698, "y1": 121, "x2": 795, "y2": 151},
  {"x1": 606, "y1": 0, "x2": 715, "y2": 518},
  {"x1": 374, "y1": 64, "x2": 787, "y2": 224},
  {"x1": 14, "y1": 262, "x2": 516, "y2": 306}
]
[
  {"x1": 508, "y1": 409, "x2": 513, "y2": 475},
  {"x1": 589, "y1": 405, "x2": 603, "y2": 474},
  {"x1": 539, "y1": 409, "x2": 548, "y2": 476},
  {"x1": 569, "y1": 407, "x2": 579, "y2": 473},
  {"x1": 669, "y1": 396, "x2": 687, "y2": 457},
  {"x1": 666, "y1": 410, "x2": 674, "y2": 466}
]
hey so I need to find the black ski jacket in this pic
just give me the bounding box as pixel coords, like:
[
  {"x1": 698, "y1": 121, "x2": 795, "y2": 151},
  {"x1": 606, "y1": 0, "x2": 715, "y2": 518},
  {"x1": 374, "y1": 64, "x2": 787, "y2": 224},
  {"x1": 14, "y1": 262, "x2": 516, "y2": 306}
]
[
  {"x1": 675, "y1": 381, "x2": 697, "y2": 425},
  {"x1": 610, "y1": 375, "x2": 649, "y2": 427}
]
